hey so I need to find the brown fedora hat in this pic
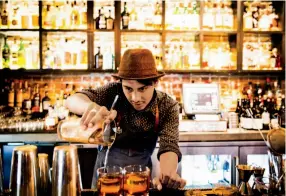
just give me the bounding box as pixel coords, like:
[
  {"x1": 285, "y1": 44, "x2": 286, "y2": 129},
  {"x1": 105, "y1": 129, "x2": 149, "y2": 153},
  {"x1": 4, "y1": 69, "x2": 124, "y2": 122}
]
[{"x1": 112, "y1": 48, "x2": 165, "y2": 80}]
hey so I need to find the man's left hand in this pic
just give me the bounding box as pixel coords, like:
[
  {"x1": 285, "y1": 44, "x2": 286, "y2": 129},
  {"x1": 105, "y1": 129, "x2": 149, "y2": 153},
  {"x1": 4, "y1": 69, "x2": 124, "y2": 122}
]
[{"x1": 152, "y1": 171, "x2": 186, "y2": 190}]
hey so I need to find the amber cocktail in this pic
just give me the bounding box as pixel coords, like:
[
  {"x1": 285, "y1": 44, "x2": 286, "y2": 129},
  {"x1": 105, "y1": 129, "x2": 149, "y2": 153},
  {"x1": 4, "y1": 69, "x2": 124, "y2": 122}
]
[
  {"x1": 97, "y1": 166, "x2": 123, "y2": 196},
  {"x1": 123, "y1": 165, "x2": 150, "y2": 196}
]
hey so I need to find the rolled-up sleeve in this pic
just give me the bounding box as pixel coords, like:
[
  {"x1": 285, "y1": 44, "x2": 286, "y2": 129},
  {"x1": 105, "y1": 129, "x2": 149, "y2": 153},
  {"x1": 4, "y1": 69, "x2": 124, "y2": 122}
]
[{"x1": 157, "y1": 101, "x2": 182, "y2": 162}]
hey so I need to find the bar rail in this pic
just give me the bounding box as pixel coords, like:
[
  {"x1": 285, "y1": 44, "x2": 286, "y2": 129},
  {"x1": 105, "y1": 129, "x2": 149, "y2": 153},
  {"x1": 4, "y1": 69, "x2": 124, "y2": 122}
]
[{"x1": 0, "y1": 128, "x2": 268, "y2": 143}]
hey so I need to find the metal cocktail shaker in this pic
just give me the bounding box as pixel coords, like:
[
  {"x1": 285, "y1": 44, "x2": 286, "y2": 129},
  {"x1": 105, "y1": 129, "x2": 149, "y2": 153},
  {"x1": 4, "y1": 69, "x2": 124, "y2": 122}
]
[
  {"x1": 9, "y1": 145, "x2": 39, "y2": 196},
  {"x1": 38, "y1": 153, "x2": 51, "y2": 196},
  {"x1": 51, "y1": 145, "x2": 82, "y2": 196}
]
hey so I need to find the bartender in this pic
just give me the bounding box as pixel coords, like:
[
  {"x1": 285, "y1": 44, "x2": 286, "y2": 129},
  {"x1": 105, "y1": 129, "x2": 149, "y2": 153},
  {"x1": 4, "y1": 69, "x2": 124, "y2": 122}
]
[{"x1": 66, "y1": 49, "x2": 186, "y2": 190}]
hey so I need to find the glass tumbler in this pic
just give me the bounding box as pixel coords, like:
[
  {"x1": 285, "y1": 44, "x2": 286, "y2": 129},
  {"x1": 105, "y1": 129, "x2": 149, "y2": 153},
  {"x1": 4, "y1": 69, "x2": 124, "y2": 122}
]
[
  {"x1": 123, "y1": 165, "x2": 150, "y2": 196},
  {"x1": 97, "y1": 166, "x2": 123, "y2": 196}
]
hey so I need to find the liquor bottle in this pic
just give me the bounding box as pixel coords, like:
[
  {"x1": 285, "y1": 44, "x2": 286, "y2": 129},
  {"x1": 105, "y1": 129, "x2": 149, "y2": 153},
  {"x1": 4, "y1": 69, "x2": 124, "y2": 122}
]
[
  {"x1": 172, "y1": 3, "x2": 180, "y2": 30},
  {"x1": 21, "y1": 2, "x2": 29, "y2": 29},
  {"x1": 22, "y1": 81, "x2": 31, "y2": 113},
  {"x1": 64, "y1": 38, "x2": 71, "y2": 67},
  {"x1": 18, "y1": 38, "x2": 26, "y2": 68},
  {"x1": 10, "y1": 38, "x2": 18, "y2": 69},
  {"x1": 71, "y1": 2, "x2": 79, "y2": 28},
  {"x1": 42, "y1": 91, "x2": 51, "y2": 116},
  {"x1": 153, "y1": 1, "x2": 162, "y2": 30},
  {"x1": 252, "y1": 7, "x2": 259, "y2": 29},
  {"x1": 270, "y1": 8, "x2": 279, "y2": 30},
  {"x1": 1, "y1": 1, "x2": 9, "y2": 29},
  {"x1": 40, "y1": 83, "x2": 48, "y2": 102},
  {"x1": 98, "y1": 7, "x2": 106, "y2": 29},
  {"x1": 262, "y1": 107, "x2": 270, "y2": 130},
  {"x1": 235, "y1": 99, "x2": 241, "y2": 117},
  {"x1": 31, "y1": 2, "x2": 39, "y2": 28},
  {"x1": 95, "y1": 8, "x2": 101, "y2": 29},
  {"x1": 32, "y1": 85, "x2": 40, "y2": 113},
  {"x1": 63, "y1": 85, "x2": 69, "y2": 107},
  {"x1": 94, "y1": 47, "x2": 103, "y2": 69},
  {"x1": 128, "y1": 5, "x2": 137, "y2": 30},
  {"x1": 270, "y1": 48, "x2": 281, "y2": 69},
  {"x1": 8, "y1": 82, "x2": 15, "y2": 107},
  {"x1": 79, "y1": 39, "x2": 87, "y2": 66},
  {"x1": 10, "y1": 8, "x2": 21, "y2": 28},
  {"x1": 106, "y1": 10, "x2": 114, "y2": 30},
  {"x1": 253, "y1": 98, "x2": 262, "y2": 118},
  {"x1": 26, "y1": 41, "x2": 39, "y2": 69},
  {"x1": 121, "y1": 2, "x2": 129, "y2": 29},
  {"x1": 63, "y1": 1, "x2": 71, "y2": 28},
  {"x1": 53, "y1": 5, "x2": 62, "y2": 29},
  {"x1": 2, "y1": 36, "x2": 10, "y2": 68},
  {"x1": 270, "y1": 99, "x2": 279, "y2": 128},
  {"x1": 240, "y1": 99, "x2": 253, "y2": 129},
  {"x1": 43, "y1": 4, "x2": 52, "y2": 28},
  {"x1": 103, "y1": 46, "x2": 114, "y2": 70},
  {"x1": 79, "y1": 1, "x2": 87, "y2": 27},
  {"x1": 203, "y1": 2, "x2": 213, "y2": 29},
  {"x1": 243, "y1": 7, "x2": 253, "y2": 30},
  {"x1": 223, "y1": 3, "x2": 233, "y2": 29},
  {"x1": 16, "y1": 81, "x2": 23, "y2": 108},
  {"x1": 215, "y1": 2, "x2": 223, "y2": 29},
  {"x1": 265, "y1": 77, "x2": 273, "y2": 98},
  {"x1": 189, "y1": 1, "x2": 199, "y2": 30}
]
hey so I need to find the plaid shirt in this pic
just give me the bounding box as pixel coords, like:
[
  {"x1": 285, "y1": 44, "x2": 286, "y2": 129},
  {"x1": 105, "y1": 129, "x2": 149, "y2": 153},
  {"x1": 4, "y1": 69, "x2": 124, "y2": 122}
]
[{"x1": 79, "y1": 82, "x2": 181, "y2": 162}]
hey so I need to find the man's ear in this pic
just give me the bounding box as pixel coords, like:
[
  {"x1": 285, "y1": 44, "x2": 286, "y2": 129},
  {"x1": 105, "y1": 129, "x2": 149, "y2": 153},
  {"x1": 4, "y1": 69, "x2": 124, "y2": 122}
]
[{"x1": 153, "y1": 80, "x2": 159, "y2": 86}]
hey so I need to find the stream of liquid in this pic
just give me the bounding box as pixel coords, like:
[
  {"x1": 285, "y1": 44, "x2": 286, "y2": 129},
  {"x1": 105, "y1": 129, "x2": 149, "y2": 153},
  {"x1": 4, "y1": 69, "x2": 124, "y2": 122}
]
[{"x1": 103, "y1": 146, "x2": 111, "y2": 168}]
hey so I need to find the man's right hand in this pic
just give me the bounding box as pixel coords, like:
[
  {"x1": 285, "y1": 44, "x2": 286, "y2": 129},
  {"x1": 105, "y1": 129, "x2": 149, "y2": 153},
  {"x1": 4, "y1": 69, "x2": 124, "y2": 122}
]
[{"x1": 80, "y1": 102, "x2": 117, "y2": 130}]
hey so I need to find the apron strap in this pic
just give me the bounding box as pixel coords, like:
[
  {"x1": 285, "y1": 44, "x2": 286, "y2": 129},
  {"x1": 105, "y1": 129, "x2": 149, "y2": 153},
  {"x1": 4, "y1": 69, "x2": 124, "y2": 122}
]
[{"x1": 154, "y1": 105, "x2": 159, "y2": 132}]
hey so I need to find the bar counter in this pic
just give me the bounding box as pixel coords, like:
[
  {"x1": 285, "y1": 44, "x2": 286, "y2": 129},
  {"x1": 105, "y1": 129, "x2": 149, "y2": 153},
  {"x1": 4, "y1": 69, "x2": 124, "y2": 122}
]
[{"x1": 0, "y1": 128, "x2": 268, "y2": 143}]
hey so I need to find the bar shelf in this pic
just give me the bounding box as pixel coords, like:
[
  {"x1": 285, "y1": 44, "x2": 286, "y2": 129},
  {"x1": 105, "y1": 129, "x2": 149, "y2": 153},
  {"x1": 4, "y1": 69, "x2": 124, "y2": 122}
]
[{"x1": 0, "y1": 0, "x2": 283, "y2": 74}]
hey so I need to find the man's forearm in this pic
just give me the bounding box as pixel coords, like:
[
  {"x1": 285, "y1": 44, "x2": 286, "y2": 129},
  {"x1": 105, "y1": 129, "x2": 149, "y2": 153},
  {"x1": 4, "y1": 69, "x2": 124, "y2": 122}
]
[
  {"x1": 66, "y1": 93, "x2": 99, "y2": 115},
  {"x1": 159, "y1": 151, "x2": 178, "y2": 173}
]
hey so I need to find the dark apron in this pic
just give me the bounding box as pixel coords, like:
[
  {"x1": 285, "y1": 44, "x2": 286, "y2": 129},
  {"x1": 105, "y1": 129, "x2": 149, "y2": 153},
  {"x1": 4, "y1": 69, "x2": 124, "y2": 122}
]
[{"x1": 91, "y1": 105, "x2": 159, "y2": 188}]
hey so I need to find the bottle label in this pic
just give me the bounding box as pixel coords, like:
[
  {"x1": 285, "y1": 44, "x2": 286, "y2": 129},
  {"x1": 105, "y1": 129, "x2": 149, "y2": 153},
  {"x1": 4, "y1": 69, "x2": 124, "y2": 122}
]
[
  {"x1": 123, "y1": 16, "x2": 129, "y2": 26},
  {"x1": 65, "y1": 52, "x2": 71, "y2": 65},
  {"x1": 16, "y1": 93, "x2": 23, "y2": 105},
  {"x1": 3, "y1": 49, "x2": 9, "y2": 60},
  {"x1": 98, "y1": 58, "x2": 103, "y2": 67},
  {"x1": 99, "y1": 16, "x2": 106, "y2": 29},
  {"x1": 106, "y1": 19, "x2": 113, "y2": 30},
  {"x1": 8, "y1": 92, "x2": 14, "y2": 105},
  {"x1": 262, "y1": 112, "x2": 270, "y2": 124},
  {"x1": 1, "y1": 16, "x2": 8, "y2": 26},
  {"x1": 23, "y1": 100, "x2": 32, "y2": 109},
  {"x1": 12, "y1": 19, "x2": 17, "y2": 26},
  {"x1": 43, "y1": 100, "x2": 51, "y2": 110}
]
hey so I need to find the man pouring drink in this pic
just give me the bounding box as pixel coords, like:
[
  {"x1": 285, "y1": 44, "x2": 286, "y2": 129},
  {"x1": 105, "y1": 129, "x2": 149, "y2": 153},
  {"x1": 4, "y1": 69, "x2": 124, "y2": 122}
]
[{"x1": 65, "y1": 49, "x2": 186, "y2": 193}]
